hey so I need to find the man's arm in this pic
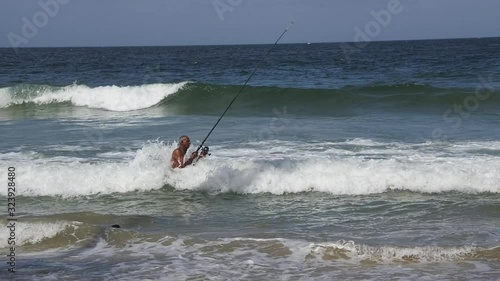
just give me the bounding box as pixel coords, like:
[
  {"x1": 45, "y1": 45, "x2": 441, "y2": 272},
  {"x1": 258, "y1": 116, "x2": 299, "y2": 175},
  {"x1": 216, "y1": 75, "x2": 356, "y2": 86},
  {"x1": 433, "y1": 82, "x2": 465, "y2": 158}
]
[
  {"x1": 180, "y1": 152, "x2": 198, "y2": 168},
  {"x1": 171, "y1": 149, "x2": 183, "y2": 169},
  {"x1": 171, "y1": 149, "x2": 198, "y2": 169}
]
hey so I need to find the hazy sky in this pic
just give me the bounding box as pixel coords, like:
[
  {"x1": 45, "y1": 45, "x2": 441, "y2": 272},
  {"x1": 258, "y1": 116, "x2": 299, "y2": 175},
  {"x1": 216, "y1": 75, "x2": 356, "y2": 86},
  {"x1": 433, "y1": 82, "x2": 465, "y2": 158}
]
[{"x1": 1, "y1": 0, "x2": 499, "y2": 47}]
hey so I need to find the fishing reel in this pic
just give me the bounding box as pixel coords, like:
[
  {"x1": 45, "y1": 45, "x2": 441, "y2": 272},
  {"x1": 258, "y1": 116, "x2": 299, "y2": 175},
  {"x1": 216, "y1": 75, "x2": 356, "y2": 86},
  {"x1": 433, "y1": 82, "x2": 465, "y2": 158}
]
[
  {"x1": 193, "y1": 146, "x2": 210, "y2": 166},
  {"x1": 200, "y1": 146, "x2": 211, "y2": 156}
]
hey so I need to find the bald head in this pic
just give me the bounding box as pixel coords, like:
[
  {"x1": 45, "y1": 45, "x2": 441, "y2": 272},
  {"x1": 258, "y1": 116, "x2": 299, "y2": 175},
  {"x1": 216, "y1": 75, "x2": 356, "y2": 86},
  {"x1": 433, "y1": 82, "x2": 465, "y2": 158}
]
[{"x1": 178, "y1": 135, "x2": 191, "y2": 149}]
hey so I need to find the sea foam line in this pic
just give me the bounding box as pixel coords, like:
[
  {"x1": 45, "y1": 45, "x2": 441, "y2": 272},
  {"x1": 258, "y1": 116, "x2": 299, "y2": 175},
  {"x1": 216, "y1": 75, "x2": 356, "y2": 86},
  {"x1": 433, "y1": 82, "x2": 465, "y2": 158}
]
[{"x1": 0, "y1": 140, "x2": 499, "y2": 197}]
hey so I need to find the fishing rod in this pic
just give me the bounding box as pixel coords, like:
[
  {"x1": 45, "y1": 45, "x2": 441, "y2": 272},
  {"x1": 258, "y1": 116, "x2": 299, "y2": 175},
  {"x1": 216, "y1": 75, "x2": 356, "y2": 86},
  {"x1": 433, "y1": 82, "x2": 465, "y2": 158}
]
[{"x1": 194, "y1": 22, "x2": 294, "y2": 157}]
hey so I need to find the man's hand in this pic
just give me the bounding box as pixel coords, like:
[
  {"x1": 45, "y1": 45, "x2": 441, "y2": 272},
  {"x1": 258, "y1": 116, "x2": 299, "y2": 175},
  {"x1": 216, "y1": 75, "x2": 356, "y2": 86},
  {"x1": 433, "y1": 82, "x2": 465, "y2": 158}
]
[
  {"x1": 190, "y1": 151, "x2": 198, "y2": 160},
  {"x1": 181, "y1": 151, "x2": 198, "y2": 167}
]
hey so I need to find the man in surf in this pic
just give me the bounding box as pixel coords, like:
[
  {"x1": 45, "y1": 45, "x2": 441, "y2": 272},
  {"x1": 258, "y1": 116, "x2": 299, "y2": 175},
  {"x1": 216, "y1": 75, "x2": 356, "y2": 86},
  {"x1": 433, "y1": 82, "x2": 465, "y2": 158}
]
[{"x1": 170, "y1": 135, "x2": 207, "y2": 168}]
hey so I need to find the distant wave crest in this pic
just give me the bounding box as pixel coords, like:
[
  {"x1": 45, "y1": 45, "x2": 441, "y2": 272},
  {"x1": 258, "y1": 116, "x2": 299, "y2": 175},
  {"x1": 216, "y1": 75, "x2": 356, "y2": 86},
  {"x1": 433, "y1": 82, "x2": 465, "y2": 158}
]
[
  {"x1": 1, "y1": 82, "x2": 498, "y2": 116},
  {"x1": 0, "y1": 82, "x2": 187, "y2": 111}
]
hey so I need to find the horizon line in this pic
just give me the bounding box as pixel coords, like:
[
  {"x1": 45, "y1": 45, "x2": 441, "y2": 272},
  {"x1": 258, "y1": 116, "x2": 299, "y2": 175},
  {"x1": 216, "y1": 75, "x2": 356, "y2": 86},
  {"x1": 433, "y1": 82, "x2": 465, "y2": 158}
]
[{"x1": 0, "y1": 35, "x2": 499, "y2": 49}]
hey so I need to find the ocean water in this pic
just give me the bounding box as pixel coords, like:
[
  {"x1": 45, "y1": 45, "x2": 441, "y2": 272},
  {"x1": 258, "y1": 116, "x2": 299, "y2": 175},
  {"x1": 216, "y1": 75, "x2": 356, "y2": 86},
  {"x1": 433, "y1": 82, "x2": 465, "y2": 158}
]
[{"x1": 1, "y1": 38, "x2": 500, "y2": 280}]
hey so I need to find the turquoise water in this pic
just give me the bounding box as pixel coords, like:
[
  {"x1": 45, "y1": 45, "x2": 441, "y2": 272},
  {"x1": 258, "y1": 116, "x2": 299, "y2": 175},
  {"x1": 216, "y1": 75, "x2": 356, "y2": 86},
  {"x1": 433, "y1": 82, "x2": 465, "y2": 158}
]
[{"x1": 0, "y1": 38, "x2": 500, "y2": 280}]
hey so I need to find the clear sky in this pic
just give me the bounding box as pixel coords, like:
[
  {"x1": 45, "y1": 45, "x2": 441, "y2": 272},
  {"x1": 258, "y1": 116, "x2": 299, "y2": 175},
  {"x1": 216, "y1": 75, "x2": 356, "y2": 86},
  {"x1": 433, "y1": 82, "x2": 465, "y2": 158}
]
[{"x1": 1, "y1": 0, "x2": 499, "y2": 47}]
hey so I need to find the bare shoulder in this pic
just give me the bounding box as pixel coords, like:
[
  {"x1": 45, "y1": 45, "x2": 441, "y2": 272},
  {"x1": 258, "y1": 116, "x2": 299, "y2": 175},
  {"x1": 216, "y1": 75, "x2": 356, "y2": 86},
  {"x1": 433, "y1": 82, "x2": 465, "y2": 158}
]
[
  {"x1": 171, "y1": 148, "x2": 183, "y2": 168},
  {"x1": 171, "y1": 148, "x2": 181, "y2": 156}
]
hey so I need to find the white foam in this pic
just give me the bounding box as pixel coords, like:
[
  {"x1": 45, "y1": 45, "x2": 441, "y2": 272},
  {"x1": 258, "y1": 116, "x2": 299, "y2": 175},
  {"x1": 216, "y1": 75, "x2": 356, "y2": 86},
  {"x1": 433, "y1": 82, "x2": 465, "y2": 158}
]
[
  {"x1": 96, "y1": 151, "x2": 137, "y2": 159},
  {"x1": 0, "y1": 142, "x2": 174, "y2": 197},
  {"x1": 0, "y1": 221, "x2": 73, "y2": 246},
  {"x1": 0, "y1": 87, "x2": 13, "y2": 107},
  {"x1": 1, "y1": 140, "x2": 499, "y2": 197},
  {"x1": 309, "y1": 240, "x2": 479, "y2": 261},
  {"x1": 40, "y1": 145, "x2": 98, "y2": 152},
  {"x1": 0, "y1": 82, "x2": 187, "y2": 111},
  {"x1": 166, "y1": 154, "x2": 500, "y2": 195},
  {"x1": 15, "y1": 235, "x2": 492, "y2": 280}
]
